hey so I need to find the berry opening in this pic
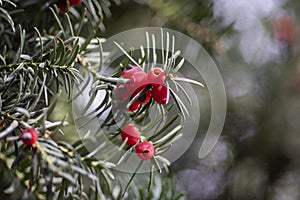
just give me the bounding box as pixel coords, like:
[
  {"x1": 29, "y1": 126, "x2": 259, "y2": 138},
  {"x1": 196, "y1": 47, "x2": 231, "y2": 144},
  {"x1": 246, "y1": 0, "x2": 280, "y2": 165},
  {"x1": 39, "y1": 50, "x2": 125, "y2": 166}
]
[
  {"x1": 135, "y1": 141, "x2": 155, "y2": 160},
  {"x1": 20, "y1": 128, "x2": 38, "y2": 146},
  {"x1": 154, "y1": 68, "x2": 161, "y2": 75},
  {"x1": 148, "y1": 68, "x2": 166, "y2": 86},
  {"x1": 143, "y1": 150, "x2": 150, "y2": 155},
  {"x1": 22, "y1": 132, "x2": 32, "y2": 141}
]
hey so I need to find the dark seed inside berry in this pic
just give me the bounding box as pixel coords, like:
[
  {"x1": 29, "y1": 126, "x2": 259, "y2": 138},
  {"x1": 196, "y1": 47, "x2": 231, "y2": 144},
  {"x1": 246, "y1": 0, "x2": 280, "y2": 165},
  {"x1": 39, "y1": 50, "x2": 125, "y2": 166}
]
[
  {"x1": 139, "y1": 94, "x2": 146, "y2": 102},
  {"x1": 154, "y1": 69, "x2": 161, "y2": 75},
  {"x1": 22, "y1": 132, "x2": 32, "y2": 141}
]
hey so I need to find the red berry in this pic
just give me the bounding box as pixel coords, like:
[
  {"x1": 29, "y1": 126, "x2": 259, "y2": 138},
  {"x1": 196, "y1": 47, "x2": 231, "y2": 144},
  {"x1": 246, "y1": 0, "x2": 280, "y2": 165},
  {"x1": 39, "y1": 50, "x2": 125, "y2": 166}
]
[
  {"x1": 57, "y1": 0, "x2": 68, "y2": 12},
  {"x1": 69, "y1": 0, "x2": 82, "y2": 6},
  {"x1": 20, "y1": 128, "x2": 38, "y2": 146},
  {"x1": 122, "y1": 66, "x2": 141, "y2": 79},
  {"x1": 116, "y1": 83, "x2": 132, "y2": 102},
  {"x1": 135, "y1": 141, "x2": 155, "y2": 160},
  {"x1": 152, "y1": 85, "x2": 170, "y2": 104},
  {"x1": 128, "y1": 101, "x2": 141, "y2": 112},
  {"x1": 130, "y1": 71, "x2": 149, "y2": 92},
  {"x1": 273, "y1": 15, "x2": 298, "y2": 45},
  {"x1": 121, "y1": 124, "x2": 140, "y2": 146},
  {"x1": 148, "y1": 67, "x2": 166, "y2": 86}
]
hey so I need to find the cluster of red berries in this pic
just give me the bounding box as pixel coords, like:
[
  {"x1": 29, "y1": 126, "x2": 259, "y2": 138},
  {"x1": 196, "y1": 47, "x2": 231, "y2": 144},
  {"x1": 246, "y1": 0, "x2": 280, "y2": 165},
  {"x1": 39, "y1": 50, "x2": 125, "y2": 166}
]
[
  {"x1": 121, "y1": 124, "x2": 154, "y2": 160},
  {"x1": 57, "y1": 0, "x2": 82, "y2": 12},
  {"x1": 20, "y1": 128, "x2": 38, "y2": 146},
  {"x1": 116, "y1": 66, "x2": 170, "y2": 111}
]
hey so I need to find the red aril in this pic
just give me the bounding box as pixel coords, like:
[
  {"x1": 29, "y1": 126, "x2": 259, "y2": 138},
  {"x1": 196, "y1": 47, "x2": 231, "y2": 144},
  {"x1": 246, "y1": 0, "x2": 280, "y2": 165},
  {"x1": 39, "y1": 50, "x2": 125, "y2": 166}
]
[
  {"x1": 121, "y1": 124, "x2": 140, "y2": 146},
  {"x1": 129, "y1": 71, "x2": 149, "y2": 93},
  {"x1": 20, "y1": 128, "x2": 38, "y2": 146},
  {"x1": 152, "y1": 85, "x2": 170, "y2": 104},
  {"x1": 148, "y1": 67, "x2": 166, "y2": 86},
  {"x1": 69, "y1": 0, "x2": 82, "y2": 6},
  {"x1": 122, "y1": 66, "x2": 142, "y2": 79},
  {"x1": 135, "y1": 141, "x2": 155, "y2": 160},
  {"x1": 128, "y1": 101, "x2": 141, "y2": 112}
]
